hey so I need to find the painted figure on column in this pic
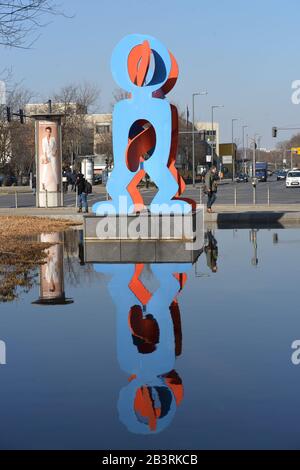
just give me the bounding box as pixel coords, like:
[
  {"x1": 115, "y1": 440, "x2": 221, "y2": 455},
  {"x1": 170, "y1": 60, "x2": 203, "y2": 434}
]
[
  {"x1": 94, "y1": 262, "x2": 191, "y2": 434},
  {"x1": 0, "y1": 340, "x2": 6, "y2": 365},
  {"x1": 92, "y1": 34, "x2": 195, "y2": 215}
]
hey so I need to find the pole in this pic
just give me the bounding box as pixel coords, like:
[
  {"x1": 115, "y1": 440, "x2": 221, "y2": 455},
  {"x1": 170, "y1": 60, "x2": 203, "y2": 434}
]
[
  {"x1": 211, "y1": 107, "x2": 214, "y2": 166},
  {"x1": 246, "y1": 134, "x2": 249, "y2": 173},
  {"x1": 232, "y1": 119, "x2": 237, "y2": 181},
  {"x1": 252, "y1": 135, "x2": 256, "y2": 179},
  {"x1": 257, "y1": 136, "x2": 261, "y2": 165},
  {"x1": 192, "y1": 91, "x2": 207, "y2": 186},
  {"x1": 186, "y1": 105, "x2": 189, "y2": 174},
  {"x1": 253, "y1": 136, "x2": 256, "y2": 205},
  {"x1": 192, "y1": 94, "x2": 195, "y2": 187},
  {"x1": 242, "y1": 125, "x2": 248, "y2": 174},
  {"x1": 242, "y1": 128, "x2": 245, "y2": 161}
]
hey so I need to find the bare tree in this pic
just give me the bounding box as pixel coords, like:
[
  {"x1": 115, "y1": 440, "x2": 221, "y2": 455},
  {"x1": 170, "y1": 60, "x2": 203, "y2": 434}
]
[
  {"x1": 0, "y1": 84, "x2": 34, "y2": 175},
  {"x1": 0, "y1": 0, "x2": 64, "y2": 48},
  {"x1": 110, "y1": 87, "x2": 130, "y2": 110},
  {"x1": 51, "y1": 82, "x2": 101, "y2": 165}
]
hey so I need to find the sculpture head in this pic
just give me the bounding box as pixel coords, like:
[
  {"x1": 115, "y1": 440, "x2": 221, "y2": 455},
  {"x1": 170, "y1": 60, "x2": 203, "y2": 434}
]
[{"x1": 111, "y1": 34, "x2": 177, "y2": 97}]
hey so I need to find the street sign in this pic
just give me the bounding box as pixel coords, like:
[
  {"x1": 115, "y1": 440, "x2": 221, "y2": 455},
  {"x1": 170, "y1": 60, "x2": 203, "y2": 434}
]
[
  {"x1": 291, "y1": 147, "x2": 300, "y2": 155},
  {"x1": 222, "y1": 155, "x2": 232, "y2": 164},
  {"x1": 206, "y1": 155, "x2": 212, "y2": 162}
]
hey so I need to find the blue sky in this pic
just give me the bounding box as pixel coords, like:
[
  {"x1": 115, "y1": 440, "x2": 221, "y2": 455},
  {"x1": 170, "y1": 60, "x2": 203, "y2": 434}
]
[{"x1": 2, "y1": 0, "x2": 300, "y2": 148}]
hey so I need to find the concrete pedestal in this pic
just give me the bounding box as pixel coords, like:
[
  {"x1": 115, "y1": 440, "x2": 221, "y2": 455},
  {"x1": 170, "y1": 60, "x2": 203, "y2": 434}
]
[
  {"x1": 84, "y1": 208, "x2": 203, "y2": 241},
  {"x1": 83, "y1": 208, "x2": 204, "y2": 264},
  {"x1": 38, "y1": 191, "x2": 62, "y2": 208}
]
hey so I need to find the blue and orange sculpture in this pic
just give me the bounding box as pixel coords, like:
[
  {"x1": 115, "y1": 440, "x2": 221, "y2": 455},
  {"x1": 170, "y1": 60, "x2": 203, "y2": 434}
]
[{"x1": 92, "y1": 34, "x2": 195, "y2": 215}]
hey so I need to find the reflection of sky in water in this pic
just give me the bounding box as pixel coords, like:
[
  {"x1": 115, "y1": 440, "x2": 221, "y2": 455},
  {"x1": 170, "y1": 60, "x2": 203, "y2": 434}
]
[{"x1": 0, "y1": 228, "x2": 300, "y2": 449}]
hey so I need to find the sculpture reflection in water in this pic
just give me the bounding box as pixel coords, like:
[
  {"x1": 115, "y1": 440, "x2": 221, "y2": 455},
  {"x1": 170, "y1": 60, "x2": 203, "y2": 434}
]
[
  {"x1": 94, "y1": 262, "x2": 191, "y2": 434},
  {"x1": 32, "y1": 232, "x2": 73, "y2": 306}
]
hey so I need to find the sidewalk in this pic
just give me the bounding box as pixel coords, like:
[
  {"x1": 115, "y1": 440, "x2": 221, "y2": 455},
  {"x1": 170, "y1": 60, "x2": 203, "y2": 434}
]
[
  {"x1": 0, "y1": 207, "x2": 83, "y2": 223},
  {"x1": 1, "y1": 204, "x2": 300, "y2": 226},
  {"x1": 206, "y1": 204, "x2": 300, "y2": 226}
]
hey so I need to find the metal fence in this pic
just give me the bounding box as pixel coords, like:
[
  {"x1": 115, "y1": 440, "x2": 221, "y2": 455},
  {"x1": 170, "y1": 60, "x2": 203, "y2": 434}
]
[
  {"x1": 197, "y1": 180, "x2": 300, "y2": 206},
  {"x1": 0, "y1": 181, "x2": 299, "y2": 209},
  {"x1": 0, "y1": 189, "x2": 78, "y2": 209}
]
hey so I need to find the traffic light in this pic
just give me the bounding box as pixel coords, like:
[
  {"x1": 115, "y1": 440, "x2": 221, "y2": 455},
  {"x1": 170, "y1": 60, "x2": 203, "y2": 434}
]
[
  {"x1": 19, "y1": 109, "x2": 24, "y2": 124},
  {"x1": 6, "y1": 106, "x2": 11, "y2": 122},
  {"x1": 272, "y1": 126, "x2": 277, "y2": 138},
  {"x1": 105, "y1": 157, "x2": 109, "y2": 168}
]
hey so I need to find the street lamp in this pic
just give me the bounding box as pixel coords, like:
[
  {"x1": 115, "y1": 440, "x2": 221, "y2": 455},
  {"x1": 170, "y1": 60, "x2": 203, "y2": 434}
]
[
  {"x1": 242, "y1": 125, "x2": 248, "y2": 173},
  {"x1": 231, "y1": 118, "x2": 238, "y2": 181},
  {"x1": 211, "y1": 105, "x2": 224, "y2": 166},
  {"x1": 192, "y1": 91, "x2": 208, "y2": 187},
  {"x1": 249, "y1": 133, "x2": 260, "y2": 205},
  {"x1": 251, "y1": 133, "x2": 259, "y2": 178}
]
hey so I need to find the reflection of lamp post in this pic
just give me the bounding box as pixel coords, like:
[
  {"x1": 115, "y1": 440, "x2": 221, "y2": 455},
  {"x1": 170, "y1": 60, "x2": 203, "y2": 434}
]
[
  {"x1": 211, "y1": 105, "x2": 224, "y2": 166},
  {"x1": 250, "y1": 229, "x2": 258, "y2": 266},
  {"x1": 0, "y1": 340, "x2": 6, "y2": 365},
  {"x1": 192, "y1": 91, "x2": 208, "y2": 187},
  {"x1": 32, "y1": 232, "x2": 73, "y2": 305}
]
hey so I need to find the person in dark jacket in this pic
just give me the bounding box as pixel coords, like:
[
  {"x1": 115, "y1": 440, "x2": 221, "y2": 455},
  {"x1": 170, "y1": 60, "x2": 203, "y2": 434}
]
[
  {"x1": 204, "y1": 165, "x2": 218, "y2": 213},
  {"x1": 76, "y1": 173, "x2": 88, "y2": 213},
  {"x1": 32, "y1": 175, "x2": 36, "y2": 195}
]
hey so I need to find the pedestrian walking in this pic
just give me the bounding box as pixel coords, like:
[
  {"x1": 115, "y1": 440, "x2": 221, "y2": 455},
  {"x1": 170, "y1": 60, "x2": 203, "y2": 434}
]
[
  {"x1": 71, "y1": 170, "x2": 77, "y2": 191},
  {"x1": 204, "y1": 165, "x2": 218, "y2": 213},
  {"x1": 62, "y1": 169, "x2": 68, "y2": 193},
  {"x1": 76, "y1": 173, "x2": 89, "y2": 213},
  {"x1": 32, "y1": 175, "x2": 36, "y2": 196}
]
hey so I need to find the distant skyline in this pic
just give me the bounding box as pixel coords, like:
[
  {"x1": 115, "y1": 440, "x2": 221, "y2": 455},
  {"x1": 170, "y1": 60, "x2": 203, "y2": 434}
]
[{"x1": 2, "y1": 0, "x2": 300, "y2": 148}]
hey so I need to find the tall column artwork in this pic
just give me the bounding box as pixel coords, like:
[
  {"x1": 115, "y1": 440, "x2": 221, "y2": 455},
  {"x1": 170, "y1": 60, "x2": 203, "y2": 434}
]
[{"x1": 34, "y1": 115, "x2": 63, "y2": 208}]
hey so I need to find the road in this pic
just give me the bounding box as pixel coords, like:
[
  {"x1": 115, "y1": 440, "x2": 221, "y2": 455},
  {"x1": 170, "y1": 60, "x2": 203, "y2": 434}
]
[{"x1": 1, "y1": 177, "x2": 300, "y2": 208}]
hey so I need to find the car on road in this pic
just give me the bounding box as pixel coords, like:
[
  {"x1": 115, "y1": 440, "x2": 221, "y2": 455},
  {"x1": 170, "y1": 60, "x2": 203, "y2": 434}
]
[
  {"x1": 2, "y1": 175, "x2": 17, "y2": 186},
  {"x1": 235, "y1": 173, "x2": 248, "y2": 183},
  {"x1": 286, "y1": 170, "x2": 300, "y2": 188},
  {"x1": 94, "y1": 174, "x2": 102, "y2": 185},
  {"x1": 255, "y1": 162, "x2": 268, "y2": 182},
  {"x1": 277, "y1": 170, "x2": 288, "y2": 181}
]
